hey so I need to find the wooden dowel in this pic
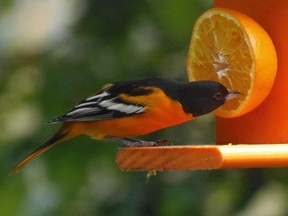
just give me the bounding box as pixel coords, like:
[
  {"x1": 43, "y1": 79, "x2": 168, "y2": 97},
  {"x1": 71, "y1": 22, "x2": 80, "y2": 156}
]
[{"x1": 116, "y1": 144, "x2": 288, "y2": 171}]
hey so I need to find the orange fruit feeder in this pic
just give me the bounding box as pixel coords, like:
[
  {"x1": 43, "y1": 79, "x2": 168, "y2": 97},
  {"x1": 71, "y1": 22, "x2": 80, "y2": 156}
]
[{"x1": 116, "y1": 1, "x2": 288, "y2": 171}]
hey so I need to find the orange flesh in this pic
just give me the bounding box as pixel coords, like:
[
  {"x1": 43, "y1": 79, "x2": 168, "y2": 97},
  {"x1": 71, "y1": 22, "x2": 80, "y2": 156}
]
[{"x1": 187, "y1": 8, "x2": 277, "y2": 118}]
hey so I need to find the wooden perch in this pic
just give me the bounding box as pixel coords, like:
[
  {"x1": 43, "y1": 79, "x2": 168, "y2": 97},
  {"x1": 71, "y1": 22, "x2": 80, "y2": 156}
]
[{"x1": 116, "y1": 144, "x2": 288, "y2": 171}]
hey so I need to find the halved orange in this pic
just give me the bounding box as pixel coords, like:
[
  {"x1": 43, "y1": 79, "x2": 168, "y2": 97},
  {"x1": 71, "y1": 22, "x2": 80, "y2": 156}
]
[{"x1": 187, "y1": 8, "x2": 277, "y2": 118}]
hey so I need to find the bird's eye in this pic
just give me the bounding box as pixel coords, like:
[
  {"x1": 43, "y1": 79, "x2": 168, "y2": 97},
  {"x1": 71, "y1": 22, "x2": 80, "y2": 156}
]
[{"x1": 214, "y1": 92, "x2": 224, "y2": 100}]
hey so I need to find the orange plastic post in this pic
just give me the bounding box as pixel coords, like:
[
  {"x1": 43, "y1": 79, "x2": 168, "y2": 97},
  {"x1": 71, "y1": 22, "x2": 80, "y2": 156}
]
[{"x1": 215, "y1": 0, "x2": 288, "y2": 144}]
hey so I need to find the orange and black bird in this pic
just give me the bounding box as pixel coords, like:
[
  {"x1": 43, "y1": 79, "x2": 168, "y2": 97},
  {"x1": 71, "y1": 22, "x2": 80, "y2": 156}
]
[{"x1": 12, "y1": 77, "x2": 240, "y2": 173}]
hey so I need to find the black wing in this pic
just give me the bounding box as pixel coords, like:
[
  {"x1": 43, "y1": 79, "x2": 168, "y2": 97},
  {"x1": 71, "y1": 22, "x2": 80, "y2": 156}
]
[{"x1": 48, "y1": 83, "x2": 153, "y2": 123}]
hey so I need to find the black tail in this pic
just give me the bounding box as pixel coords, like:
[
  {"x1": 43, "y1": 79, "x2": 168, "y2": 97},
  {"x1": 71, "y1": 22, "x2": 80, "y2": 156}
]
[{"x1": 11, "y1": 131, "x2": 69, "y2": 174}]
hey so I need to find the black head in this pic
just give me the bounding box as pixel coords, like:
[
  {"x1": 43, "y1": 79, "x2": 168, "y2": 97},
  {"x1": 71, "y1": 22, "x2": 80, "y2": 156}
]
[{"x1": 178, "y1": 81, "x2": 240, "y2": 116}]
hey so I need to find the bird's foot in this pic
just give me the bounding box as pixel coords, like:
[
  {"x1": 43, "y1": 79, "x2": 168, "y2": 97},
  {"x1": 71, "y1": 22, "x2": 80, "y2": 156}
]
[{"x1": 106, "y1": 137, "x2": 173, "y2": 147}]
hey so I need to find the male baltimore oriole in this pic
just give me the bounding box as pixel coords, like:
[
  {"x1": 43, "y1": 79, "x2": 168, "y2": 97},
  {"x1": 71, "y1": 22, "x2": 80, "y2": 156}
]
[{"x1": 12, "y1": 77, "x2": 240, "y2": 174}]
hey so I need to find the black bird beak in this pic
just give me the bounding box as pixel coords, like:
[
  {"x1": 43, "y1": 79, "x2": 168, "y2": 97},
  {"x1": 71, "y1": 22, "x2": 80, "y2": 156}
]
[{"x1": 225, "y1": 89, "x2": 242, "y2": 102}]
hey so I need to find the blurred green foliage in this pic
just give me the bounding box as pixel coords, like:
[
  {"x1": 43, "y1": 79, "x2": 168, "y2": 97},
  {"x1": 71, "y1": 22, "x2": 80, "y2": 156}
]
[{"x1": 1, "y1": 0, "x2": 288, "y2": 216}]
